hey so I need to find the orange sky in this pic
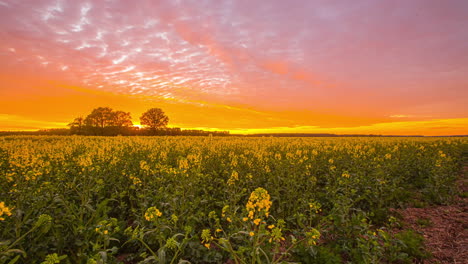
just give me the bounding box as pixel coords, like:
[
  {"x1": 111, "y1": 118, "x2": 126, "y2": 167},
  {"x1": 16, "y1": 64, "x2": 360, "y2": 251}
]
[{"x1": 0, "y1": 0, "x2": 467, "y2": 135}]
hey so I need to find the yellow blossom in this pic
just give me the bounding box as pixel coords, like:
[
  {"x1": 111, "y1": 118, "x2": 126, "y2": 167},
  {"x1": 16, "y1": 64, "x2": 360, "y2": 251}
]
[
  {"x1": 145, "y1": 207, "x2": 162, "y2": 221},
  {"x1": 246, "y1": 187, "x2": 272, "y2": 220},
  {"x1": 0, "y1": 202, "x2": 13, "y2": 221}
]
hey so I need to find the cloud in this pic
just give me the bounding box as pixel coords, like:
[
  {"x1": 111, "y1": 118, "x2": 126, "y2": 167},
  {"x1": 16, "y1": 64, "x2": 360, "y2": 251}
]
[{"x1": 389, "y1": 115, "x2": 412, "y2": 118}]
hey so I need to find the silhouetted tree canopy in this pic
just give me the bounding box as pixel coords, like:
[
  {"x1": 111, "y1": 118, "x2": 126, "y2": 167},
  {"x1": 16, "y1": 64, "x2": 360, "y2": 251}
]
[
  {"x1": 66, "y1": 106, "x2": 229, "y2": 136},
  {"x1": 140, "y1": 108, "x2": 169, "y2": 130},
  {"x1": 69, "y1": 107, "x2": 134, "y2": 135},
  {"x1": 68, "y1": 117, "x2": 85, "y2": 134},
  {"x1": 84, "y1": 107, "x2": 115, "y2": 128},
  {"x1": 112, "y1": 111, "x2": 133, "y2": 127}
]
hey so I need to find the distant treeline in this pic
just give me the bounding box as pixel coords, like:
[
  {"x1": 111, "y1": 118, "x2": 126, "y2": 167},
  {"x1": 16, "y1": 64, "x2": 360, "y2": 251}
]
[
  {"x1": 1, "y1": 130, "x2": 466, "y2": 137},
  {"x1": 241, "y1": 133, "x2": 426, "y2": 137},
  {"x1": 0, "y1": 128, "x2": 230, "y2": 137}
]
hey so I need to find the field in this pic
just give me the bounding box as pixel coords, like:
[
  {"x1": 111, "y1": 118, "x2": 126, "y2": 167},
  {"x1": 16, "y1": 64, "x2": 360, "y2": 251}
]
[{"x1": 0, "y1": 136, "x2": 466, "y2": 263}]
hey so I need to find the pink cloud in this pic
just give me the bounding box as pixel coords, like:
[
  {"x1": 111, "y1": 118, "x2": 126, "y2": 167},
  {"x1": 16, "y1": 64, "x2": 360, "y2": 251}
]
[{"x1": 0, "y1": 0, "x2": 467, "y2": 120}]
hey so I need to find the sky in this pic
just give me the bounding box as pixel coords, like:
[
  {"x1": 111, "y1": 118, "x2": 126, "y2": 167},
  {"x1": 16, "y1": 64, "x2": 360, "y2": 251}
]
[{"x1": 0, "y1": 0, "x2": 467, "y2": 135}]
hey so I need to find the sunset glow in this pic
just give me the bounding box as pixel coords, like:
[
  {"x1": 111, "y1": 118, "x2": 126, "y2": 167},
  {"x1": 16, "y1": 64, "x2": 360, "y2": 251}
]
[{"x1": 1, "y1": 0, "x2": 467, "y2": 135}]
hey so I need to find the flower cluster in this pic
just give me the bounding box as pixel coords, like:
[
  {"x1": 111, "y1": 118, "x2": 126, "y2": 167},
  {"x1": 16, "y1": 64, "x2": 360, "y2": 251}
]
[
  {"x1": 221, "y1": 205, "x2": 232, "y2": 223},
  {"x1": 227, "y1": 170, "x2": 239, "y2": 185},
  {"x1": 178, "y1": 158, "x2": 189, "y2": 170},
  {"x1": 308, "y1": 201, "x2": 322, "y2": 214},
  {"x1": 0, "y1": 202, "x2": 13, "y2": 221},
  {"x1": 341, "y1": 171, "x2": 351, "y2": 178},
  {"x1": 129, "y1": 175, "x2": 142, "y2": 185},
  {"x1": 246, "y1": 187, "x2": 272, "y2": 219},
  {"x1": 139, "y1": 160, "x2": 151, "y2": 172},
  {"x1": 268, "y1": 219, "x2": 285, "y2": 242},
  {"x1": 306, "y1": 228, "x2": 321, "y2": 246},
  {"x1": 144, "y1": 207, "x2": 162, "y2": 221},
  {"x1": 201, "y1": 229, "x2": 213, "y2": 248}
]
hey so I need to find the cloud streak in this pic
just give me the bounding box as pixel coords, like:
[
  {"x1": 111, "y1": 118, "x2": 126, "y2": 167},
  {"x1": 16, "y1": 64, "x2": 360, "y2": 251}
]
[{"x1": 0, "y1": 0, "x2": 467, "y2": 133}]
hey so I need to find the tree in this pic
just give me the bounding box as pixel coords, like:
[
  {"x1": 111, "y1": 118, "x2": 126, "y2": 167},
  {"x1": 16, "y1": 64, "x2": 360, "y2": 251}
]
[
  {"x1": 67, "y1": 117, "x2": 84, "y2": 134},
  {"x1": 84, "y1": 107, "x2": 114, "y2": 128},
  {"x1": 68, "y1": 107, "x2": 134, "y2": 135},
  {"x1": 111, "y1": 111, "x2": 133, "y2": 127},
  {"x1": 140, "y1": 108, "x2": 169, "y2": 130}
]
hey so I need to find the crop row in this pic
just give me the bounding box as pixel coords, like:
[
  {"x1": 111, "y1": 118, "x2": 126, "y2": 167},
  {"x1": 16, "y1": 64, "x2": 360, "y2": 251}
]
[{"x1": 0, "y1": 136, "x2": 465, "y2": 263}]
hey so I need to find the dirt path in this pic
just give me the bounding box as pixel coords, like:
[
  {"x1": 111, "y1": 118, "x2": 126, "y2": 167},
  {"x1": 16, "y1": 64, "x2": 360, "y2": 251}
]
[{"x1": 396, "y1": 166, "x2": 467, "y2": 264}]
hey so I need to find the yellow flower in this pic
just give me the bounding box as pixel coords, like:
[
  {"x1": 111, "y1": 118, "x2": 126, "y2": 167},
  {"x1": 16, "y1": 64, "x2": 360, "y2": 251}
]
[
  {"x1": 0, "y1": 202, "x2": 13, "y2": 221},
  {"x1": 129, "y1": 176, "x2": 142, "y2": 185},
  {"x1": 268, "y1": 225, "x2": 275, "y2": 229},
  {"x1": 226, "y1": 217, "x2": 232, "y2": 223},
  {"x1": 178, "y1": 159, "x2": 189, "y2": 170},
  {"x1": 201, "y1": 229, "x2": 213, "y2": 249},
  {"x1": 227, "y1": 171, "x2": 239, "y2": 185},
  {"x1": 243, "y1": 217, "x2": 248, "y2": 221},
  {"x1": 216, "y1": 228, "x2": 222, "y2": 233},
  {"x1": 253, "y1": 218, "x2": 261, "y2": 225},
  {"x1": 145, "y1": 207, "x2": 162, "y2": 221},
  {"x1": 104, "y1": 230, "x2": 108, "y2": 235},
  {"x1": 246, "y1": 188, "x2": 272, "y2": 220},
  {"x1": 306, "y1": 228, "x2": 321, "y2": 246},
  {"x1": 248, "y1": 211, "x2": 254, "y2": 219},
  {"x1": 249, "y1": 232, "x2": 255, "y2": 237}
]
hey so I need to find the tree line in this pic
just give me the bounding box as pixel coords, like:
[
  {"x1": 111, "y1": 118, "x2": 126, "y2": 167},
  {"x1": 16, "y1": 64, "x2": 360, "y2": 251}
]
[{"x1": 66, "y1": 107, "x2": 230, "y2": 136}]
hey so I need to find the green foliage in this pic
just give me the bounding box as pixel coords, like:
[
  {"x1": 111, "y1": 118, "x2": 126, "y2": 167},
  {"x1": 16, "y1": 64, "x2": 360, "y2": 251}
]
[
  {"x1": 41, "y1": 253, "x2": 67, "y2": 264},
  {"x1": 394, "y1": 230, "x2": 430, "y2": 261},
  {"x1": 0, "y1": 136, "x2": 465, "y2": 262},
  {"x1": 292, "y1": 244, "x2": 342, "y2": 263}
]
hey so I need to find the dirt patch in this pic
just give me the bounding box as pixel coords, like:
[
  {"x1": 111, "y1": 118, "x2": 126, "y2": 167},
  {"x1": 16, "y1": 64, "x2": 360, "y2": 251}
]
[{"x1": 395, "y1": 166, "x2": 468, "y2": 264}]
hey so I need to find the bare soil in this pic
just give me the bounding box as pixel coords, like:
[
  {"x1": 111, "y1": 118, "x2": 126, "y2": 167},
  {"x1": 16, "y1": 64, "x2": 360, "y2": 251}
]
[{"x1": 395, "y1": 166, "x2": 468, "y2": 264}]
